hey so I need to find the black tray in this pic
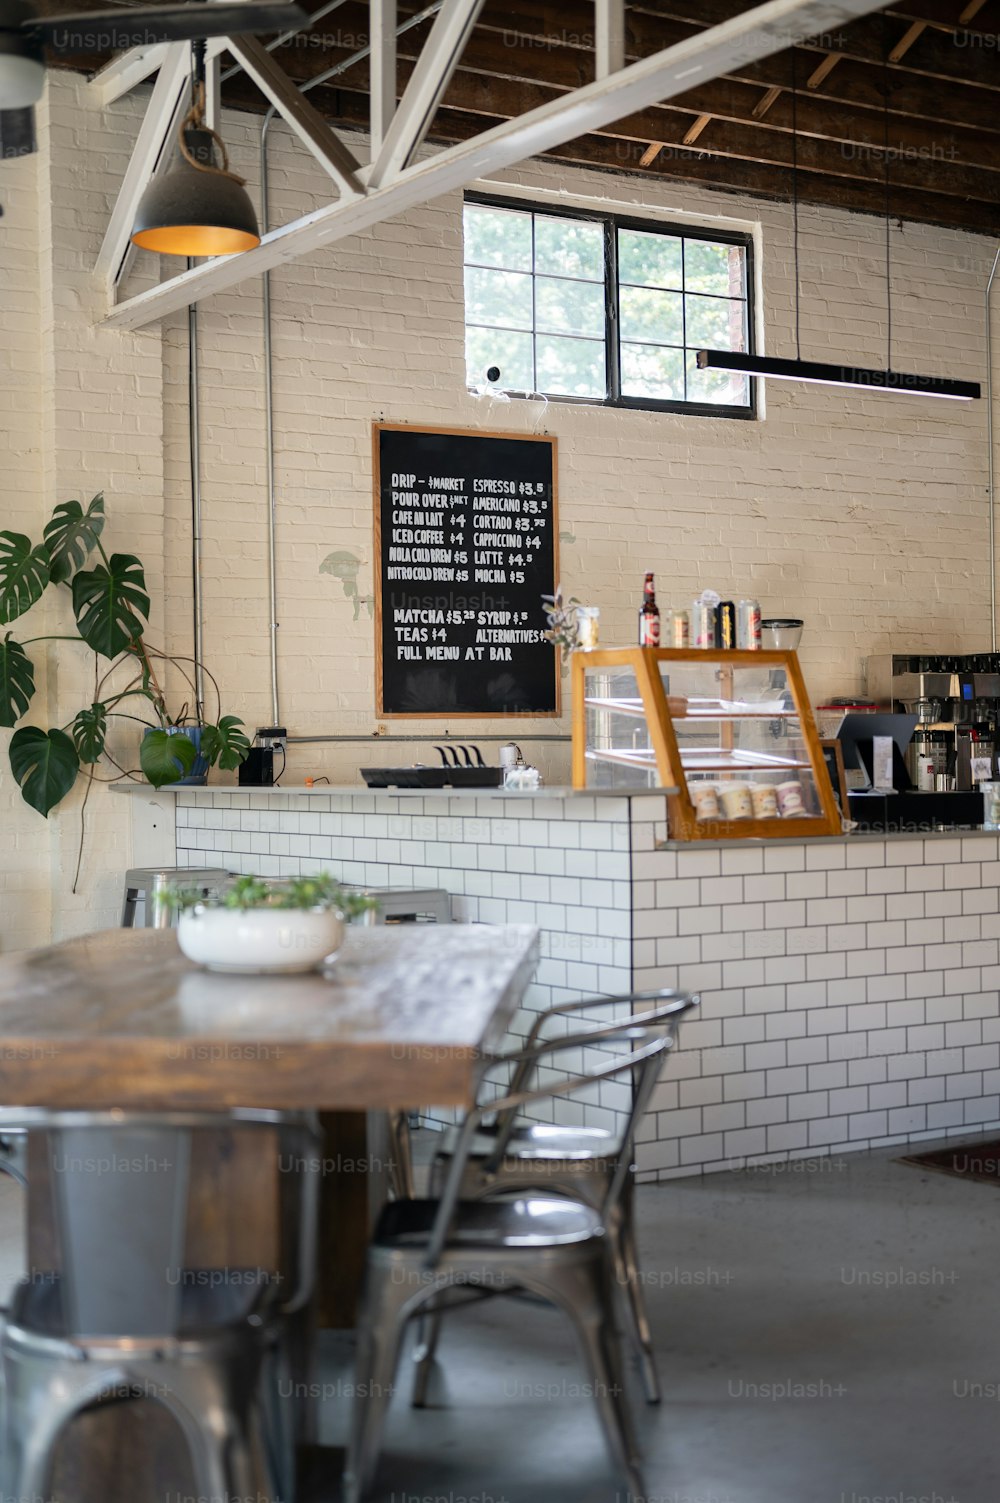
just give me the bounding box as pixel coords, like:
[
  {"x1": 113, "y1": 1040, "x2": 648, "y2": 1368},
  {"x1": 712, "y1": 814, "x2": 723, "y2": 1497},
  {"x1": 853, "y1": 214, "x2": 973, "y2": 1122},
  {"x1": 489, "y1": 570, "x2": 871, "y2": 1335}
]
[{"x1": 361, "y1": 767, "x2": 503, "y2": 789}]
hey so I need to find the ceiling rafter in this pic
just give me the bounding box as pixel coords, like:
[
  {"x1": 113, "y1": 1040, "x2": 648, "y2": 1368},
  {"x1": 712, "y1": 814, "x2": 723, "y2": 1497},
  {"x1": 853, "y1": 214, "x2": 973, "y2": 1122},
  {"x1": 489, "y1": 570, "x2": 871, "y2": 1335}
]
[{"x1": 99, "y1": 0, "x2": 897, "y2": 330}]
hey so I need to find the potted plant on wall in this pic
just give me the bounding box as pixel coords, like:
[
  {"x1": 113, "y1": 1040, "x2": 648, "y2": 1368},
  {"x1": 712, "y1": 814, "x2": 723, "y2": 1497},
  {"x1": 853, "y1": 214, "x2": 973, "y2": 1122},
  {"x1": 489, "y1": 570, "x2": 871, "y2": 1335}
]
[{"x1": 0, "y1": 494, "x2": 250, "y2": 825}]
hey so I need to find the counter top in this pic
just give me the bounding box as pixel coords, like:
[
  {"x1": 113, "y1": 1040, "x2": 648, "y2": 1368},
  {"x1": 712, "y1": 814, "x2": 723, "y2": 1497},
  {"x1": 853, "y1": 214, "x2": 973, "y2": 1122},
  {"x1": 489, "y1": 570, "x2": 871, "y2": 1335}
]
[{"x1": 112, "y1": 782, "x2": 680, "y2": 799}]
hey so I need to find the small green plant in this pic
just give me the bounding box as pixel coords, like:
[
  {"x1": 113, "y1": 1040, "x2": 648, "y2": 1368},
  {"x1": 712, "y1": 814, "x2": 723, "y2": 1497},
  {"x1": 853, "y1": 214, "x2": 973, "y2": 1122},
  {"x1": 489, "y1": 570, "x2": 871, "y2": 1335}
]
[
  {"x1": 0, "y1": 494, "x2": 250, "y2": 818},
  {"x1": 169, "y1": 873, "x2": 378, "y2": 920}
]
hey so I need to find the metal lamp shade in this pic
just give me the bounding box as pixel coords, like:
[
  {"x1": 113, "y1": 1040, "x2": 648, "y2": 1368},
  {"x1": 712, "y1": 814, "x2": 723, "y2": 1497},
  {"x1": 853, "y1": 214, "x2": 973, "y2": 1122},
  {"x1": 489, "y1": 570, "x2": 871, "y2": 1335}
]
[{"x1": 131, "y1": 128, "x2": 260, "y2": 256}]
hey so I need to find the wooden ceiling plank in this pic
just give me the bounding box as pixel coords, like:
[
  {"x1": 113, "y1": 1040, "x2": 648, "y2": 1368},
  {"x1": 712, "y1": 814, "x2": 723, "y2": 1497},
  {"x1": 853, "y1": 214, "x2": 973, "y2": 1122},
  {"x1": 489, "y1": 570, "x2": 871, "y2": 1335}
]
[
  {"x1": 265, "y1": 81, "x2": 1000, "y2": 234},
  {"x1": 805, "y1": 51, "x2": 842, "y2": 87},
  {"x1": 639, "y1": 140, "x2": 665, "y2": 165},
  {"x1": 753, "y1": 83, "x2": 784, "y2": 115},
  {"x1": 682, "y1": 112, "x2": 712, "y2": 144},
  {"x1": 889, "y1": 20, "x2": 928, "y2": 61}
]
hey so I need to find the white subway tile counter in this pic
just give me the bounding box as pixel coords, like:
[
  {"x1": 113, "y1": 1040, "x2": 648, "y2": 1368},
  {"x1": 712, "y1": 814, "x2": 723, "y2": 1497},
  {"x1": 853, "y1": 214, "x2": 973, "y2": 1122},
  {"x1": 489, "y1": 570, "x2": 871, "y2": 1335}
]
[{"x1": 120, "y1": 785, "x2": 1000, "y2": 1181}]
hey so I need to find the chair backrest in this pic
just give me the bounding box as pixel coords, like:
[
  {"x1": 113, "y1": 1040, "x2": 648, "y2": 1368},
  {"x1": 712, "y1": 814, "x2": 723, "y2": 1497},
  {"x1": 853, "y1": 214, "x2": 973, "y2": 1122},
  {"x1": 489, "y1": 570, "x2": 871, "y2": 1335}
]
[
  {"x1": 423, "y1": 1019, "x2": 678, "y2": 1269},
  {"x1": 491, "y1": 988, "x2": 699, "y2": 1169},
  {"x1": 0, "y1": 1107, "x2": 318, "y2": 1341}
]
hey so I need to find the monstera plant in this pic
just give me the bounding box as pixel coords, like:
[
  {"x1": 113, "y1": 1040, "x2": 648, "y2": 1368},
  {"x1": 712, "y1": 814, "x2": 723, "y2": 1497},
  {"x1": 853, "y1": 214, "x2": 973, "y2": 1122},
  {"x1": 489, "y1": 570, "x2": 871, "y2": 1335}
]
[{"x1": 1, "y1": 494, "x2": 250, "y2": 818}]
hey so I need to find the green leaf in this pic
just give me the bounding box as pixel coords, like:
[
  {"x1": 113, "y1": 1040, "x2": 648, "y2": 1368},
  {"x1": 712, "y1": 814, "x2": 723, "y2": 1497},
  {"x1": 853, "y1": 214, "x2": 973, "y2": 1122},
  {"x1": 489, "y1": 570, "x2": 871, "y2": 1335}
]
[
  {"x1": 44, "y1": 494, "x2": 105, "y2": 585},
  {"x1": 9, "y1": 727, "x2": 79, "y2": 817},
  {"x1": 0, "y1": 532, "x2": 50, "y2": 624},
  {"x1": 72, "y1": 553, "x2": 150, "y2": 659},
  {"x1": 199, "y1": 715, "x2": 251, "y2": 771},
  {"x1": 0, "y1": 634, "x2": 35, "y2": 728},
  {"x1": 140, "y1": 729, "x2": 197, "y2": 789},
  {"x1": 72, "y1": 702, "x2": 107, "y2": 764}
]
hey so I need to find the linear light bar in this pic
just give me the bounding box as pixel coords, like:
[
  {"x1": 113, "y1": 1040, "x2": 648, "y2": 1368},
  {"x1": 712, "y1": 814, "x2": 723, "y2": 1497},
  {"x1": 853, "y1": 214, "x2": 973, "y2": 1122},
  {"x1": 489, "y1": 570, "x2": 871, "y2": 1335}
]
[{"x1": 696, "y1": 349, "x2": 981, "y2": 402}]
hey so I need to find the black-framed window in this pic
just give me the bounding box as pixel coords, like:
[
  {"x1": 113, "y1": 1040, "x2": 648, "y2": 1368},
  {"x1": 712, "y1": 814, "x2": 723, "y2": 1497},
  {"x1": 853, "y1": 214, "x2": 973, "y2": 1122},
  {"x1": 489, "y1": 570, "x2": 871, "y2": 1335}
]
[{"x1": 463, "y1": 193, "x2": 756, "y2": 419}]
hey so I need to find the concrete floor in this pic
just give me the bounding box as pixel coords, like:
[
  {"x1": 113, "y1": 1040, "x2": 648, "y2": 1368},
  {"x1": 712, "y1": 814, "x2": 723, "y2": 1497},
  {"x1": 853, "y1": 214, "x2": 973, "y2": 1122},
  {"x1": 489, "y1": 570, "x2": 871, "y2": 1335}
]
[
  {"x1": 0, "y1": 1140, "x2": 996, "y2": 1502},
  {"x1": 313, "y1": 1136, "x2": 1000, "y2": 1503}
]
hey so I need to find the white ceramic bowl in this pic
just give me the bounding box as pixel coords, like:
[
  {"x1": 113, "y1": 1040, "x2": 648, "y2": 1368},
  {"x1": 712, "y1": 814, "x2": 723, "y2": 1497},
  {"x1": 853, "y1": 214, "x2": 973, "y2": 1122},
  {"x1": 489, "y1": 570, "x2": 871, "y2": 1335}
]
[{"x1": 177, "y1": 906, "x2": 345, "y2": 974}]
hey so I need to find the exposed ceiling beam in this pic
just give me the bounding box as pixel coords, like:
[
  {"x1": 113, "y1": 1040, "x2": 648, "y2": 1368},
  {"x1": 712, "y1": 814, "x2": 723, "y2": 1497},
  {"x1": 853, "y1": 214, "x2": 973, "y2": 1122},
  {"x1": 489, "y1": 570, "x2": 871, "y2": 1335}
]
[
  {"x1": 370, "y1": 0, "x2": 399, "y2": 154},
  {"x1": 595, "y1": 0, "x2": 626, "y2": 80},
  {"x1": 92, "y1": 42, "x2": 170, "y2": 107},
  {"x1": 225, "y1": 35, "x2": 364, "y2": 192},
  {"x1": 102, "y1": 0, "x2": 898, "y2": 331},
  {"x1": 93, "y1": 41, "x2": 190, "y2": 290},
  {"x1": 368, "y1": 0, "x2": 486, "y2": 188}
]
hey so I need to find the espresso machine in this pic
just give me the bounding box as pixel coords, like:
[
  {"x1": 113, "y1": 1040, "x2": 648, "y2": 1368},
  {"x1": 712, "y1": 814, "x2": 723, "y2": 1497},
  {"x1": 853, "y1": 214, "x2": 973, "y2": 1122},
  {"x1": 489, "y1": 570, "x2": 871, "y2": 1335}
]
[{"x1": 865, "y1": 653, "x2": 1000, "y2": 792}]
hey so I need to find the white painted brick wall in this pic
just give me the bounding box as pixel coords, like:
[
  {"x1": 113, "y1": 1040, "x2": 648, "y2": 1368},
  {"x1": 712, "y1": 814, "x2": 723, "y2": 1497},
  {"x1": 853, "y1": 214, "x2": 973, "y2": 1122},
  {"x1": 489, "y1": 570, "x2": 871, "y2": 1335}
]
[{"x1": 2, "y1": 70, "x2": 999, "y2": 950}]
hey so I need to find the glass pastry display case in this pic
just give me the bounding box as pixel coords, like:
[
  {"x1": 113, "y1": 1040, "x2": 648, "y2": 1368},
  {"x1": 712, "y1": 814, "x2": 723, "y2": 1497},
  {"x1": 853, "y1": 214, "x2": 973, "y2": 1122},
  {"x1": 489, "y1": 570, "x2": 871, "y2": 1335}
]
[{"x1": 571, "y1": 647, "x2": 840, "y2": 840}]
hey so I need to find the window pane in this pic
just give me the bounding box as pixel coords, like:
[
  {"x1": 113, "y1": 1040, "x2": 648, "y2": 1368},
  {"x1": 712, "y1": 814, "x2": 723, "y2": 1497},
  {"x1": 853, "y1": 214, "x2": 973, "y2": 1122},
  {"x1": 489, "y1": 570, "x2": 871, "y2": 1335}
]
[
  {"x1": 536, "y1": 335, "x2": 606, "y2": 398},
  {"x1": 684, "y1": 295, "x2": 747, "y2": 351},
  {"x1": 685, "y1": 239, "x2": 745, "y2": 297},
  {"x1": 535, "y1": 275, "x2": 605, "y2": 338},
  {"x1": 618, "y1": 229, "x2": 682, "y2": 290},
  {"x1": 466, "y1": 326, "x2": 534, "y2": 392},
  {"x1": 619, "y1": 285, "x2": 683, "y2": 347},
  {"x1": 534, "y1": 215, "x2": 604, "y2": 281},
  {"x1": 464, "y1": 266, "x2": 533, "y2": 331},
  {"x1": 685, "y1": 351, "x2": 749, "y2": 407},
  {"x1": 621, "y1": 343, "x2": 684, "y2": 402},
  {"x1": 464, "y1": 203, "x2": 532, "y2": 271}
]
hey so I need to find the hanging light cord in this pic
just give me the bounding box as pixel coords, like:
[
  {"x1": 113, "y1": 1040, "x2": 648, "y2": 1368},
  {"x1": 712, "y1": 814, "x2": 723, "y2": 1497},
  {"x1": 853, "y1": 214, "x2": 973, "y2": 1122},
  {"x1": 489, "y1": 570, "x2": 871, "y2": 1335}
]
[
  {"x1": 791, "y1": 45, "x2": 801, "y2": 361},
  {"x1": 180, "y1": 41, "x2": 247, "y2": 186},
  {"x1": 883, "y1": 35, "x2": 893, "y2": 374}
]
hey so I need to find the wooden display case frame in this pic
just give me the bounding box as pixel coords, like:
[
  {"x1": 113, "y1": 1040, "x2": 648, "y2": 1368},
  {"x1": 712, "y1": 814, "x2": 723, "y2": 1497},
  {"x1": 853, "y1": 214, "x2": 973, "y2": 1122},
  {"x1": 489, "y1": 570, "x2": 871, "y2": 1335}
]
[{"x1": 571, "y1": 646, "x2": 842, "y2": 841}]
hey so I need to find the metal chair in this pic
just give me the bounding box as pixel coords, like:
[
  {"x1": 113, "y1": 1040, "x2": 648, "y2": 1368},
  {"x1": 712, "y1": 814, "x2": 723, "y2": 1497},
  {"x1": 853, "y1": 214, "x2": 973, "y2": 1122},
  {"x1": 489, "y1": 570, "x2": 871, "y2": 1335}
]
[
  {"x1": 0, "y1": 1106, "x2": 319, "y2": 1503},
  {"x1": 121, "y1": 866, "x2": 232, "y2": 928},
  {"x1": 415, "y1": 988, "x2": 699, "y2": 1406},
  {"x1": 343, "y1": 1017, "x2": 680, "y2": 1503}
]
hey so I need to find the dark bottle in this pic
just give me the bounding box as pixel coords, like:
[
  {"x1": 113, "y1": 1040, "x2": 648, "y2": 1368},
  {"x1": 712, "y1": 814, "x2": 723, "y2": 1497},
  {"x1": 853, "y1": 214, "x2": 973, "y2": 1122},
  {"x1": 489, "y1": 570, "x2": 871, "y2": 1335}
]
[{"x1": 638, "y1": 572, "x2": 661, "y2": 647}]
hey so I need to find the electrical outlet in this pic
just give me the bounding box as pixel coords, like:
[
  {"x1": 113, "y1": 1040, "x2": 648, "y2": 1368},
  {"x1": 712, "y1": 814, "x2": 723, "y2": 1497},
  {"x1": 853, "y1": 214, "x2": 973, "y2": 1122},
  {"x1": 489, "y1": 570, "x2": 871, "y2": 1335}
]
[{"x1": 256, "y1": 725, "x2": 287, "y2": 751}]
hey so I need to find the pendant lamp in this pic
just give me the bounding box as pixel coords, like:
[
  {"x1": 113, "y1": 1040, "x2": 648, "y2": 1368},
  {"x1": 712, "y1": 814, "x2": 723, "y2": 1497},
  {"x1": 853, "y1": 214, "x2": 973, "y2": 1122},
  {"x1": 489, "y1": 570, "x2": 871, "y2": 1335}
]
[
  {"x1": 697, "y1": 36, "x2": 980, "y2": 402},
  {"x1": 131, "y1": 42, "x2": 260, "y2": 257}
]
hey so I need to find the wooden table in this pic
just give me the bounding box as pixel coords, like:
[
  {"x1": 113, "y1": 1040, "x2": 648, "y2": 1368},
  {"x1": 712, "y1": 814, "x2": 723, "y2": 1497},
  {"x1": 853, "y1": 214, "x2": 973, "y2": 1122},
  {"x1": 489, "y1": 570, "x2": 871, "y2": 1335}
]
[
  {"x1": 0, "y1": 923, "x2": 539, "y2": 1109},
  {"x1": 0, "y1": 922, "x2": 539, "y2": 1502}
]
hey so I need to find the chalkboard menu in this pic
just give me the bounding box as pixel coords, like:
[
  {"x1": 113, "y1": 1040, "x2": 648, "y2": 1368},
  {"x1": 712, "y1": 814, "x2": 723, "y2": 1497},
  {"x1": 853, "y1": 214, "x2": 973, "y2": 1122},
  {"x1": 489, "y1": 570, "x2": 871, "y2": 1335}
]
[{"x1": 374, "y1": 424, "x2": 559, "y2": 717}]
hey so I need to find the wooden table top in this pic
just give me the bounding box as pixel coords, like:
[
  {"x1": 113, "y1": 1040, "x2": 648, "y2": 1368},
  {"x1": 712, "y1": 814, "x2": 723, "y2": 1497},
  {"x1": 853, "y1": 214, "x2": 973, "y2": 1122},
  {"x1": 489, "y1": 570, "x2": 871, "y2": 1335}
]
[{"x1": 0, "y1": 924, "x2": 539, "y2": 1111}]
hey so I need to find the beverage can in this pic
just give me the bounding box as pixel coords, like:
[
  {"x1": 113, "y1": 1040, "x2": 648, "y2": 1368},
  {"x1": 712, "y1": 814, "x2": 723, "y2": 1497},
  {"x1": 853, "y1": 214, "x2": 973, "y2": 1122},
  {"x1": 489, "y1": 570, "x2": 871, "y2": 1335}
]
[
  {"x1": 691, "y1": 600, "x2": 714, "y2": 649},
  {"x1": 737, "y1": 599, "x2": 762, "y2": 651},
  {"x1": 716, "y1": 601, "x2": 736, "y2": 650}
]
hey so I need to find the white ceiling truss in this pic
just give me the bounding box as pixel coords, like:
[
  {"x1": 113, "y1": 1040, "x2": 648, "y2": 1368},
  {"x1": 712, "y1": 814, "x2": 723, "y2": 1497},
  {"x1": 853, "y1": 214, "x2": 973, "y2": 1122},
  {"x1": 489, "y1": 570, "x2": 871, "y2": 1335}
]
[{"x1": 96, "y1": 0, "x2": 895, "y2": 332}]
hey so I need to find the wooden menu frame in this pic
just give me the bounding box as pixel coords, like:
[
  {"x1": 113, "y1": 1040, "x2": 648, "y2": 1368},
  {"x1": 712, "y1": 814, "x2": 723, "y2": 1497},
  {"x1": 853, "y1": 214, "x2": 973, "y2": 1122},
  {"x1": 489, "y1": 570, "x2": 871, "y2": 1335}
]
[{"x1": 373, "y1": 422, "x2": 559, "y2": 718}]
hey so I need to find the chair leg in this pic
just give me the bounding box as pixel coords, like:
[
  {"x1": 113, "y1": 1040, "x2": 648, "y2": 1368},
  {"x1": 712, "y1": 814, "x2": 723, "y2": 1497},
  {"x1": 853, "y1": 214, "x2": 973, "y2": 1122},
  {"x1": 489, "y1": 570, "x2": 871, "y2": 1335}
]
[
  {"x1": 410, "y1": 1296, "x2": 446, "y2": 1408},
  {"x1": 521, "y1": 1258, "x2": 644, "y2": 1500},
  {"x1": 344, "y1": 1268, "x2": 423, "y2": 1503},
  {"x1": 616, "y1": 1201, "x2": 661, "y2": 1405},
  {"x1": 387, "y1": 1113, "x2": 415, "y2": 1199}
]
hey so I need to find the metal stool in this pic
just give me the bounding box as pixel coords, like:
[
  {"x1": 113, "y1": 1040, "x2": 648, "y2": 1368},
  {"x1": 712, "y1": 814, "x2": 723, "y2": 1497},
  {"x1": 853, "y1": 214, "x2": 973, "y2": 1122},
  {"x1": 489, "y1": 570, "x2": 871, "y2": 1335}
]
[
  {"x1": 351, "y1": 886, "x2": 453, "y2": 925},
  {"x1": 348, "y1": 888, "x2": 453, "y2": 1196},
  {"x1": 121, "y1": 867, "x2": 232, "y2": 928},
  {"x1": 0, "y1": 1106, "x2": 318, "y2": 1503}
]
